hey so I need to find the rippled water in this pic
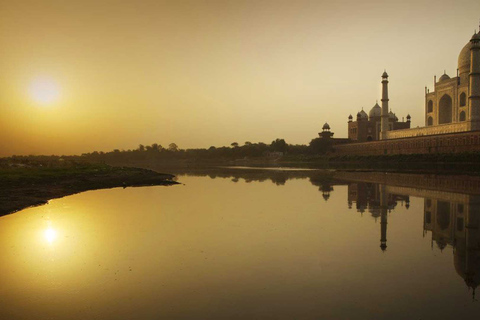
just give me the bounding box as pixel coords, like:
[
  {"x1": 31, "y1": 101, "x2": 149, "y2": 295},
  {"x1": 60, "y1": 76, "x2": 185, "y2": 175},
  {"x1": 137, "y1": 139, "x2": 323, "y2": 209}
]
[{"x1": 1, "y1": 168, "x2": 480, "y2": 319}]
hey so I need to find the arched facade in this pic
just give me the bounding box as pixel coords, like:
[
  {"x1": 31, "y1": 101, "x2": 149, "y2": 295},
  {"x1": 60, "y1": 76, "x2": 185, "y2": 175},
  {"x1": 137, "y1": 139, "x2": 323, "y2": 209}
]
[
  {"x1": 423, "y1": 32, "x2": 479, "y2": 130},
  {"x1": 438, "y1": 95, "x2": 453, "y2": 124}
]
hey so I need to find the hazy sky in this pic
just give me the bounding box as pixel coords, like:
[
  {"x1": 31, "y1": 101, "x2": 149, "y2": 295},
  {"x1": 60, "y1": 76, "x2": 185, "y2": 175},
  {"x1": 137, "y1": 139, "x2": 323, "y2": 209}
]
[{"x1": 1, "y1": 0, "x2": 480, "y2": 156}]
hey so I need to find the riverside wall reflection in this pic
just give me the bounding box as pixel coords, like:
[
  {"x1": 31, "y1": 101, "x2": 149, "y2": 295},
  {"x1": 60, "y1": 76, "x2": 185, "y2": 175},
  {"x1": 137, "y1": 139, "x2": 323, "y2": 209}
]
[{"x1": 174, "y1": 167, "x2": 480, "y2": 299}]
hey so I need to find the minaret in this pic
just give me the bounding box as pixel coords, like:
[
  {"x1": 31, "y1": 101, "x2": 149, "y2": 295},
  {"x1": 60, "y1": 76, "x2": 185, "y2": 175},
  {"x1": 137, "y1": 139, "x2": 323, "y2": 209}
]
[
  {"x1": 380, "y1": 71, "x2": 390, "y2": 139},
  {"x1": 469, "y1": 31, "x2": 480, "y2": 130}
]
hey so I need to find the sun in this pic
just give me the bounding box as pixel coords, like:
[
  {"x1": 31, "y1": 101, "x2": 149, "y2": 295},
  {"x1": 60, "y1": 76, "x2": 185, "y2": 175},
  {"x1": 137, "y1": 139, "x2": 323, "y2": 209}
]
[{"x1": 29, "y1": 77, "x2": 60, "y2": 105}]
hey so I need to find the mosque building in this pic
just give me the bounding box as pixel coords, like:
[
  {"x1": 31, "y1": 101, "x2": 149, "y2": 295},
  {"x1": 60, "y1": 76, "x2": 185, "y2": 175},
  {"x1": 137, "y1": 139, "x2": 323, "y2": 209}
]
[
  {"x1": 328, "y1": 26, "x2": 480, "y2": 154},
  {"x1": 374, "y1": 28, "x2": 480, "y2": 140},
  {"x1": 425, "y1": 31, "x2": 480, "y2": 128},
  {"x1": 347, "y1": 101, "x2": 411, "y2": 142}
]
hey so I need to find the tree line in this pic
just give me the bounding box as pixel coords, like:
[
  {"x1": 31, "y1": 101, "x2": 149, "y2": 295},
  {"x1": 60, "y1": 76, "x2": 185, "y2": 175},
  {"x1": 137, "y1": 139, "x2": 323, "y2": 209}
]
[{"x1": 79, "y1": 137, "x2": 333, "y2": 162}]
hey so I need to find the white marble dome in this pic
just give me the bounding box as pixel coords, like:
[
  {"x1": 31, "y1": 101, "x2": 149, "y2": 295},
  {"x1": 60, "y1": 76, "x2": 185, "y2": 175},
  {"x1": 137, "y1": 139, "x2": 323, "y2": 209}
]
[{"x1": 457, "y1": 36, "x2": 480, "y2": 75}]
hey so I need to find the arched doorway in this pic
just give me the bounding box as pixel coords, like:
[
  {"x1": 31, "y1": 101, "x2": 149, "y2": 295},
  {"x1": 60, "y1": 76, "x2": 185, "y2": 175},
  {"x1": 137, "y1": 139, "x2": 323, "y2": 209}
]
[
  {"x1": 438, "y1": 95, "x2": 452, "y2": 124},
  {"x1": 460, "y1": 92, "x2": 466, "y2": 107},
  {"x1": 427, "y1": 100, "x2": 433, "y2": 113},
  {"x1": 460, "y1": 111, "x2": 466, "y2": 121},
  {"x1": 427, "y1": 117, "x2": 433, "y2": 126}
]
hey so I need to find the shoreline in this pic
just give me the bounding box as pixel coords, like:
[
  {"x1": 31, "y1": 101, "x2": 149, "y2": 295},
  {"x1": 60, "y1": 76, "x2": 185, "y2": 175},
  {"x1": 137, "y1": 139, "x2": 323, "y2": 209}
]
[{"x1": 0, "y1": 163, "x2": 178, "y2": 217}]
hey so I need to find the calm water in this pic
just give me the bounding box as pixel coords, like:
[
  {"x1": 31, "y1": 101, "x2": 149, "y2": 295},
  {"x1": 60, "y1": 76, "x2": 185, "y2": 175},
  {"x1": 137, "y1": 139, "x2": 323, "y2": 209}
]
[{"x1": 1, "y1": 168, "x2": 480, "y2": 319}]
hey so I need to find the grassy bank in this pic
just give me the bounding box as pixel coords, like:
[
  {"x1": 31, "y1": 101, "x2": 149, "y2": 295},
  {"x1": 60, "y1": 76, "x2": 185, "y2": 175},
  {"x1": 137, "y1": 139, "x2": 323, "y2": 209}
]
[{"x1": 0, "y1": 159, "x2": 177, "y2": 216}]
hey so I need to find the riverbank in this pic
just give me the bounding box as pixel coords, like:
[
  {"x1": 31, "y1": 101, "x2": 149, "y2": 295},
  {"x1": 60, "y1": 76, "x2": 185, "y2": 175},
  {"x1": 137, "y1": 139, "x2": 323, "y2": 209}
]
[
  {"x1": 0, "y1": 161, "x2": 177, "y2": 216},
  {"x1": 98, "y1": 152, "x2": 480, "y2": 175}
]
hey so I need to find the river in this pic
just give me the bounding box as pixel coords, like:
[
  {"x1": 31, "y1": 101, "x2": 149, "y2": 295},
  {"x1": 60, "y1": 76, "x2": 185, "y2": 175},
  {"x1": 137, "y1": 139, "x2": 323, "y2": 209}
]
[{"x1": 1, "y1": 167, "x2": 479, "y2": 319}]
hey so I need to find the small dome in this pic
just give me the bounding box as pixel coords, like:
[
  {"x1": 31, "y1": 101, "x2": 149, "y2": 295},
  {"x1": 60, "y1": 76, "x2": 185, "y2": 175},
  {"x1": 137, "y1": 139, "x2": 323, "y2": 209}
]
[
  {"x1": 382, "y1": 71, "x2": 389, "y2": 78},
  {"x1": 406, "y1": 114, "x2": 411, "y2": 120},
  {"x1": 348, "y1": 114, "x2": 353, "y2": 119},
  {"x1": 322, "y1": 122, "x2": 330, "y2": 130},
  {"x1": 358, "y1": 110, "x2": 368, "y2": 119},
  {"x1": 438, "y1": 73, "x2": 450, "y2": 82},
  {"x1": 388, "y1": 111, "x2": 395, "y2": 119},
  {"x1": 369, "y1": 103, "x2": 381, "y2": 118}
]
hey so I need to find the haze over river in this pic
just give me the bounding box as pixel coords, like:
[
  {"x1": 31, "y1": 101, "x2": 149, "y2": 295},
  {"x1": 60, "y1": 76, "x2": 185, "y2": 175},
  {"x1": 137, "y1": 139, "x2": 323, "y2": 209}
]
[{"x1": 1, "y1": 167, "x2": 480, "y2": 319}]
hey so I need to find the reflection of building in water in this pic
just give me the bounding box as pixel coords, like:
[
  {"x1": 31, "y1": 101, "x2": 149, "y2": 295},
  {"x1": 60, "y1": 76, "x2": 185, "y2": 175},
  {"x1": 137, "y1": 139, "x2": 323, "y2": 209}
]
[
  {"x1": 347, "y1": 182, "x2": 409, "y2": 218},
  {"x1": 347, "y1": 182, "x2": 410, "y2": 251},
  {"x1": 320, "y1": 184, "x2": 333, "y2": 201},
  {"x1": 424, "y1": 195, "x2": 480, "y2": 299},
  {"x1": 335, "y1": 170, "x2": 480, "y2": 298}
]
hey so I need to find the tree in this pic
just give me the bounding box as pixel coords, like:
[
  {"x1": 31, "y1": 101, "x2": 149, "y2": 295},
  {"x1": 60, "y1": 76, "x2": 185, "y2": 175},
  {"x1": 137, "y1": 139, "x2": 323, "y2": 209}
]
[
  {"x1": 308, "y1": 138, "x2": 332, "y2": 155},
  {"x1": 138, "y1": 144, "x2": 145, "y2": 152},
  {"x1": 151, "y1": 143, "x2": 162, "y2": 152},
  {"x1": 231, "y1": 142, "x2": 239, "y2": 148},
  {"x1": 270, "y1": 139, "x2": 287, "y2": 153},
  {"x1": 168, "y1": 143, "x2": 179, "y2": 152}
]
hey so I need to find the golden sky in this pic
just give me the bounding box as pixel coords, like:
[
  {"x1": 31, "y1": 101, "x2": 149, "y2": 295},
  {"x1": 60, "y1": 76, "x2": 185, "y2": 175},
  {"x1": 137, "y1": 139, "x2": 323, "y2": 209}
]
[{"x1": 1, "y1": 0, "x2": 479, "y2": 156}]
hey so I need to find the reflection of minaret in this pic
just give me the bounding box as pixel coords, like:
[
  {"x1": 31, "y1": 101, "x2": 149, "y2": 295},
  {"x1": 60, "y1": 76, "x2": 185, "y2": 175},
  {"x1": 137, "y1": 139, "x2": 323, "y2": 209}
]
[{"x1": 380, "y1": 184, "x2": 388, "y2": 251}]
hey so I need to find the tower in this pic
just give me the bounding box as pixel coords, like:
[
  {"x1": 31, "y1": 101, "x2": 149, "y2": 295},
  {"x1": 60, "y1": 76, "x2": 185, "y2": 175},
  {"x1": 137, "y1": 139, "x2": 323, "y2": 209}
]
[
  {"x1": 319, "y1": 122, "x2": 334, "y2": 139},
  {"x1": 469, "y1": 31, "x2": 480, "y2": 130},
  {"x1": 380, "y1": 71, "x2": 390, "y2": 139}
]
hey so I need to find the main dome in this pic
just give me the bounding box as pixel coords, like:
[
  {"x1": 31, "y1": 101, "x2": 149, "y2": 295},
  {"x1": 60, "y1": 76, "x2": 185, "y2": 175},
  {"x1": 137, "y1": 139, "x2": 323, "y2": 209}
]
[{"x1": 458, "y1": 40, "x2": 473, "y2": 74}]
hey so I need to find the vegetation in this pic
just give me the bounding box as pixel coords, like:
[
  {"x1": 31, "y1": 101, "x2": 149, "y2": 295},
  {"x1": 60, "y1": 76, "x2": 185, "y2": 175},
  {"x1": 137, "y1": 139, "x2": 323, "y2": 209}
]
[
  {"x1": 76, "y1": 138, "x2": 331, "y2": 165},
  {"x1": 0, "y1": 157, "x2": 177, "y2": 216}
]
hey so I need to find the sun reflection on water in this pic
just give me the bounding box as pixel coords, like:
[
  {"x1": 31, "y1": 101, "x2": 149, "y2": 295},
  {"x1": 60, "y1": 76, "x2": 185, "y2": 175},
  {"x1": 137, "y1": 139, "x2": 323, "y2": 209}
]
[{"x1": 44, "y1": 227, "x2": 57, "y2": 243}]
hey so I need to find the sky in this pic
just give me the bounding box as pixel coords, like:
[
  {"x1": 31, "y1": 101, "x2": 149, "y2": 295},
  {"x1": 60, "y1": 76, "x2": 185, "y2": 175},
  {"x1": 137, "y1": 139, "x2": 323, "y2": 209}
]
[{"x1": 1, "y1": 0, "x2": 480, "y2": 156}]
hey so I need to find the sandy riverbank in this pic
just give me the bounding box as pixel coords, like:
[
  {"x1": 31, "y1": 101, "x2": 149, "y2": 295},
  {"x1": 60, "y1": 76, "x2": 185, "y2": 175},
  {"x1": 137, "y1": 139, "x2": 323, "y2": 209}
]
[{"x1": 0, "y1": 162, "x2": 177, "y2": 216}]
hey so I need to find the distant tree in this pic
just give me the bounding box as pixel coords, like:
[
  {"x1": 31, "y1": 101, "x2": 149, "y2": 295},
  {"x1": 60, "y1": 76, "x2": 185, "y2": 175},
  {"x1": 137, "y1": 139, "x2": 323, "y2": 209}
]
[
  {"x1": 308, "y1": 138, "x2": 332, "y2": 154},
  {"x1": 270, "y1": 139, "x2": 287, "y2": 153},
  {"x1": 231, "y1": 142, "x2": 239, "y2": 148},
  {"x1": 138, "y1": 144, "x2": 145, "y2": 152},
  {"x1": 168, "y1": 143, "x2": 179, "y2": 152},
  {"x1": 151, "y1": 143, "x2": 162, "y2": 152},
  {"x1": 244, "y1": 141, "x2": 252, "y2": 146}
]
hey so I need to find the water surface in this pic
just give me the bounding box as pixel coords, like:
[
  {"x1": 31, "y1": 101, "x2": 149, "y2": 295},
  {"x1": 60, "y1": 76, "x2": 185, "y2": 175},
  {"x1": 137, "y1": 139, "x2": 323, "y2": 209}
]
[{"x1": 1, "y1": 169, "x2": 479, "y2": 319}]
